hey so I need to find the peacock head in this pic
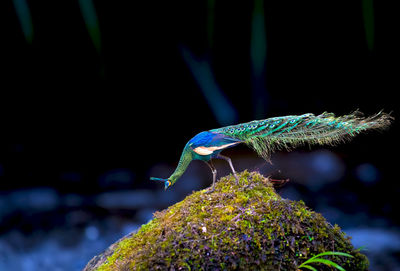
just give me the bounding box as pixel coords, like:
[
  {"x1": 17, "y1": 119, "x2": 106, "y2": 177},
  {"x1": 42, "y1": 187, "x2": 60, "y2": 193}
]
[{"x1": 150, "y1": 177, "x2": 173, "y2": 190}]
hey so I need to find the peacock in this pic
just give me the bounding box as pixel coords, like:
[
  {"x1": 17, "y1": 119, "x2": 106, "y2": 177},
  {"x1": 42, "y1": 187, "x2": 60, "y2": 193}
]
[{"x1": 150, "y1": 111, "x2": 392, "y2": 192}]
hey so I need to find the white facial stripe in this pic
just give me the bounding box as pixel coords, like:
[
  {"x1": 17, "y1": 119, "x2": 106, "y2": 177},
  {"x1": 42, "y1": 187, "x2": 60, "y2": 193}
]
[{"x1": 193, "y1": 142, "x2": 238, "y2": 155}]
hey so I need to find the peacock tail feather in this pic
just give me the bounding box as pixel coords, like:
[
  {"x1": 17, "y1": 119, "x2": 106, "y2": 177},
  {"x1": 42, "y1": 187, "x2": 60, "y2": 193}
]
[{"x1": 210, "y1": 110, "x2": 393, "y2": 161}]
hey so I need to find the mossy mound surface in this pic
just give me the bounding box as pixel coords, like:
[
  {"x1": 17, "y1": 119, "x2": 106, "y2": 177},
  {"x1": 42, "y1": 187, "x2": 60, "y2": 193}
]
[{"x1": 84, "y1": 171, "x2": 369, "y2": 271}]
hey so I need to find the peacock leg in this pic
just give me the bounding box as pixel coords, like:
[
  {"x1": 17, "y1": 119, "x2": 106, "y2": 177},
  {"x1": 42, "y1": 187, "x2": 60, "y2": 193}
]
[
  {"x1": 205, "y1": 160, "x2": 217, "y2": 193},
  {"x1": 217, "y1": 154, "x2": 239, "y2": 185}
]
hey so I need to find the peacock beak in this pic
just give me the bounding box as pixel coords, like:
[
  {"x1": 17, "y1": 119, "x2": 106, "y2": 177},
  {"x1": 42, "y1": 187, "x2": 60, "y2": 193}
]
[
  {"x1": 150, "y1": 177, "x2": 172, "y2": 191},
  {"x1": 164, "y1": 180, "x2": 172, "y2": 190}
]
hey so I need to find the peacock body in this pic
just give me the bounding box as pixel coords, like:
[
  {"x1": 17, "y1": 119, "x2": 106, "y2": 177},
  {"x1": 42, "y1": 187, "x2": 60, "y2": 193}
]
[{"x1": 151, "y1": 111, "x2": 392, "y2": 191}]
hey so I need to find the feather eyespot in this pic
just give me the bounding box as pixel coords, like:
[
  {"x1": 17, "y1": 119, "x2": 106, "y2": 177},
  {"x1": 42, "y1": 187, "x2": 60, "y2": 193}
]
[{"x1": 269, "y1": 124, "x2": 275, "y2": 128}]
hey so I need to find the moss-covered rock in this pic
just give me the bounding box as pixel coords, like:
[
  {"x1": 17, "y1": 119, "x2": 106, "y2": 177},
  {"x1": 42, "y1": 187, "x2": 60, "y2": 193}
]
[{"x1": 84, "y1": 171, "x2": 369, "y2": 271}]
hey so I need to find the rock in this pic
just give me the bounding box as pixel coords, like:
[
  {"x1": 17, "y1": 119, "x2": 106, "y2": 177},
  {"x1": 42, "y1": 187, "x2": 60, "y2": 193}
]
[{"x1": 84, "y1": 171, "x2": 369, "y2": 271}]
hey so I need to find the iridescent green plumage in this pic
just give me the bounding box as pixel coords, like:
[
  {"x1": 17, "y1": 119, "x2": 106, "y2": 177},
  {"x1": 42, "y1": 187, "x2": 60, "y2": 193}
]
[
  {"x1": 211, "y1": 110, "x2": 393, "y2": 161},
  {"x1": 152, "y1": 110, "x2": 393, "y2": 191}
]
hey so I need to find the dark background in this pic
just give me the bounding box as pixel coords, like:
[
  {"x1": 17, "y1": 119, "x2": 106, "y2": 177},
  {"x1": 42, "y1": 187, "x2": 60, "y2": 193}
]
[{"x1": 0, "y1": 1, "x2": 398, "y2": 270}]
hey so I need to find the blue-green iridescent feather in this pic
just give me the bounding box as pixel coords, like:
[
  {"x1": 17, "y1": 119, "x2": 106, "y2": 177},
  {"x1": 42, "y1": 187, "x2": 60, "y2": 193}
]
[
  {"x1": 152, "y1": 110, "x2": 392, "y2": 190},
  {"x1": 211, "y1": 111, "x2": 393, "y2": 160}
]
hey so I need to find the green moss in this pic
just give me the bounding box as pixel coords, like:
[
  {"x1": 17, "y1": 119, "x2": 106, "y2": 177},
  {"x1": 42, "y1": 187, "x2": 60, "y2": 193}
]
[{"x1": 84, "y1": 171, "x2": 369, "y2": 271}]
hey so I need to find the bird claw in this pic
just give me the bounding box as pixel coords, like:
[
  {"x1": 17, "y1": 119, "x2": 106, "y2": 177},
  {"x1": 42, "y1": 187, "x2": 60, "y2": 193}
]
[
  {"x1": 234, "y1": 174, "x2": 239, "y2": 185},
  {"x1": 205, "y1": 187, "x2": 215, "y2": 194}
]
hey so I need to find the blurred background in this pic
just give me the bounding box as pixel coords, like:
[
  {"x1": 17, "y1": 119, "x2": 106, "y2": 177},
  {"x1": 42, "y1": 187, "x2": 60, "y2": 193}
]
[{"x1": 0, "y1": 0, "x2": 399, "y2": 270}]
